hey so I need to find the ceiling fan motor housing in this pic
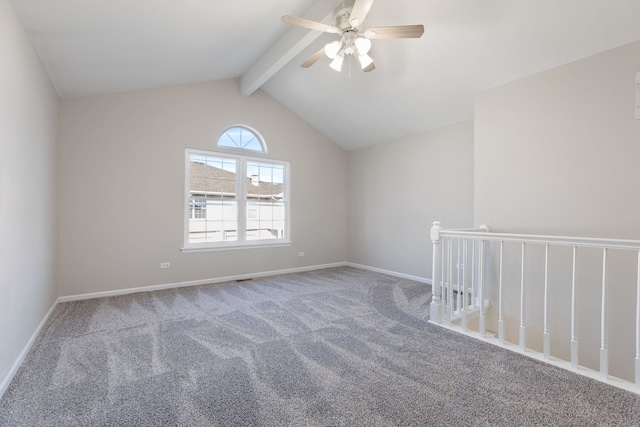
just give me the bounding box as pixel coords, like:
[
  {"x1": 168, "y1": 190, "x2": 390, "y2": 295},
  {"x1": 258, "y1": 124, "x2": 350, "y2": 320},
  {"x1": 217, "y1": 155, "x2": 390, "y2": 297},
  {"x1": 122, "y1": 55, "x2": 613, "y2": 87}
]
[
  {"x1": 342, "y1": 30, "x2": 358, "y2": 55},
  {"x1": 334, "y1": 8, "x2": 357, "y2": 31}
]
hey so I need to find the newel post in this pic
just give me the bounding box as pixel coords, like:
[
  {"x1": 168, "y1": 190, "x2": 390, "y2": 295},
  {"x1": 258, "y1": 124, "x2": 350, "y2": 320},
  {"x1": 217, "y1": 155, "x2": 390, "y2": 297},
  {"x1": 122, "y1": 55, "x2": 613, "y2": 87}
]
[{"x1": 430, "y1": 221, "x2": 442, "y2": 323}]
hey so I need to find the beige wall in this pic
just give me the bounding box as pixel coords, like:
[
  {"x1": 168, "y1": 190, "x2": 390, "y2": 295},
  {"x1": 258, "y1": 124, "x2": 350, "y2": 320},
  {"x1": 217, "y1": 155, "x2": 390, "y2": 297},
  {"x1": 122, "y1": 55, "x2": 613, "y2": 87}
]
[
  {"x1": 347, "y1": 120, "x2": 474, "y2": 279},
  {"x1": 58, "y1": 79, "x2": 347, "y2": 297},
  {"x1": 475, "y1": 40, "x2": 640, "y2": 380},
  {"x1": 475, "y1": 40, "x2": 640, "y2": 238},
  {"x1": 0, "y1": 0, "x2": 59, "y2": 391}
]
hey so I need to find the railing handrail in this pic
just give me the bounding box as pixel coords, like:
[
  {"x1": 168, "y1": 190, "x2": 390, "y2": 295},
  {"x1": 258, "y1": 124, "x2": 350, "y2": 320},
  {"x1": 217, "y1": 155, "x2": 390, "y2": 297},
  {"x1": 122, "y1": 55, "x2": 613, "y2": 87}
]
[{"x1": 440, "y1": 229, "x2": 640, "y2": 251}]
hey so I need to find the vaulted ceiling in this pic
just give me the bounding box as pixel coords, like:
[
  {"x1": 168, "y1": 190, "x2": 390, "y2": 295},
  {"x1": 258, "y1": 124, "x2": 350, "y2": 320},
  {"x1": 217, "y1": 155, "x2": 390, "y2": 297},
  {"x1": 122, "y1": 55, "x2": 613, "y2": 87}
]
[{"x1": 10, "y1": 0, "x2": 640, "y2": 150}]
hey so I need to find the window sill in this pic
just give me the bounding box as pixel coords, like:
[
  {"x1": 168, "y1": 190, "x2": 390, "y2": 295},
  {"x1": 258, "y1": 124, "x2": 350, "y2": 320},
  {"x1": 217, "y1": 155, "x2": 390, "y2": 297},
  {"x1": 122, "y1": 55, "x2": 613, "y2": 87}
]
[{"x1": 181, "y1": 240, "x2": 293, "y2": 253}]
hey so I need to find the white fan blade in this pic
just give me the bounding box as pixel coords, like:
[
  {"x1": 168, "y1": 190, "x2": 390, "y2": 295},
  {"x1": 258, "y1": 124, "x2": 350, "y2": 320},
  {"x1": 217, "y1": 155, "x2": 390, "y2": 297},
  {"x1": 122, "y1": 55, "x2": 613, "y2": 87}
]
[
  {"x1": 349, "y1": 0, "x2": 374, "y2": 28},
  {"x1": 301, "y1": 48, "x2": 326, "y2": 68},
  {"x1": 282, "y1": 15, "x2": 340, "y2": 34},
  {"x1": 364, "y1": 25, "x2": 424, "y2": 39}
]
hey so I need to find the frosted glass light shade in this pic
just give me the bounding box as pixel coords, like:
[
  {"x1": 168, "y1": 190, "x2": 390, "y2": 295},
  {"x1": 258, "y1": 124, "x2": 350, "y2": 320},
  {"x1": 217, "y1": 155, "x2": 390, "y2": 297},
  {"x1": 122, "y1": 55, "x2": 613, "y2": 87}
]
[
  {"x1": 329, "y1": 54, "x2": 344, "y2": 72},
  {"x1": 358, "y1": 53, "x2": 373, "y2": 69},
  {"x1": 354, "y1": 37, "x2": 371, "y2": 54},
  {"x1": 324, "y1": 41, "x2": 342, "y2": 59}
]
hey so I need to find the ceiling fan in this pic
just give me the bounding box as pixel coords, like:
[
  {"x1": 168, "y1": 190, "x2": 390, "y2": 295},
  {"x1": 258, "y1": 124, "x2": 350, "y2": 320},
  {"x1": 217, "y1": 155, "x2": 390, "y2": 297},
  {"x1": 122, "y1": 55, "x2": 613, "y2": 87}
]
[{"x1": 282, "y1": 0, "x2": 424, "y2": 73}]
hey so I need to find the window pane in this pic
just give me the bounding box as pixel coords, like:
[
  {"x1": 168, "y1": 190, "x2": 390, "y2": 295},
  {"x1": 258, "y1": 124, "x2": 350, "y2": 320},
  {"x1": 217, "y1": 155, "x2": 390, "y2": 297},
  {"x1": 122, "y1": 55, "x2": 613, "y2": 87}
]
[
  {"x1": 189, "y1": 197, "x2": 207, "y2": 219},
  {"x1": 247, "y1": 162, "x2": 285, "y2": 198},
  {"x1": 217, "y1": 126, "x2": 265, "y2": 152},
  {"x1": 189, "y1": 154, "x2": 238, "y2": 243},
  {"x1": 243, "y1": 138, "x2": 262, "y2": 151},
  {"x1": 246, "y1": 200, "x2": 285, "y2": 241},
  {"x1": 245, "y1": 161, "x2": 286, "y2": 241}
]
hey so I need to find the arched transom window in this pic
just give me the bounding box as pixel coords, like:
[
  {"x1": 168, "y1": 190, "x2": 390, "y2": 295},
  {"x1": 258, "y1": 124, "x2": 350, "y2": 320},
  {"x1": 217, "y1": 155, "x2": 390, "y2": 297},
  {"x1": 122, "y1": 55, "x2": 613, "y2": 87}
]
[{"x1": 217, "y1": 126, "x2": 267, "y2": 153}]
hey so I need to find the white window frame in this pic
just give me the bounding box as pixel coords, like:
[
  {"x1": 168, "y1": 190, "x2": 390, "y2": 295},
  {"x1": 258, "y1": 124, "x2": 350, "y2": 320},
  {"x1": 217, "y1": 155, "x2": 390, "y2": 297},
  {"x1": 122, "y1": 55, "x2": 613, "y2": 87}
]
[{"x1": 182, "y1": 148, "x2": 291, "y2": 253}]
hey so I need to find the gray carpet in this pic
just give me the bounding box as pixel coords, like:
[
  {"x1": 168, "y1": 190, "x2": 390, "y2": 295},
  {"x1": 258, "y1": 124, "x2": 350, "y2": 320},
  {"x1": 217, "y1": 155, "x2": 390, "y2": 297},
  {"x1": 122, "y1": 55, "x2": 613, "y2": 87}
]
[{"x1": 2, "y1": 266, "x2": 640, "y2": 426}]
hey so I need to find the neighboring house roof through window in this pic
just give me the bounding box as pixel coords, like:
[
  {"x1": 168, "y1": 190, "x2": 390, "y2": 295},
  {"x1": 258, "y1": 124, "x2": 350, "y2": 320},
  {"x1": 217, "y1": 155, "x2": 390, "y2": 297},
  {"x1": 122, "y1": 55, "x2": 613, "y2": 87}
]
[
  {"x1": 217, "y1": 125, "x2": 267, "y2": 152},
  {"x1": 189, "y1": 161, "x2": 283, "y2": 200}
]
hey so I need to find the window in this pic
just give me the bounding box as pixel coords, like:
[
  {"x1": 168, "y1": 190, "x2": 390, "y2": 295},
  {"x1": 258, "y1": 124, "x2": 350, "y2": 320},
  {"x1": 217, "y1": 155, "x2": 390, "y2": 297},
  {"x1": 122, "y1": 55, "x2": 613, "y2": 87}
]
[
  {"x1": 182, "y1": 127, "x2": 290, "y2": 252},
  {"x1": 217, "y1": 125, "x2": 267, "y2": 152}
]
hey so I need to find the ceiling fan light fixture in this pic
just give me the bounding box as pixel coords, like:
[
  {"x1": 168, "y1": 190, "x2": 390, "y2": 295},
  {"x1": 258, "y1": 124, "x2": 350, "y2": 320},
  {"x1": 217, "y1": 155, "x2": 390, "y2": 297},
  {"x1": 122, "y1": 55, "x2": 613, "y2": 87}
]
[
  {"x1": 283, "y1": 0, "x2": 424, "y2": 73},
  {"x1": 357, "y1": 52, "x2": 374, "y2": 69},
  {"x1": 354, "y1": 37, "x2": 371, "y2": 54},
  {"x1": 324, "y1": 40, "x2": 342, "y2": 59},
  {"x1": 329, "y1": 54, "x2": 344, "y2": 72}
]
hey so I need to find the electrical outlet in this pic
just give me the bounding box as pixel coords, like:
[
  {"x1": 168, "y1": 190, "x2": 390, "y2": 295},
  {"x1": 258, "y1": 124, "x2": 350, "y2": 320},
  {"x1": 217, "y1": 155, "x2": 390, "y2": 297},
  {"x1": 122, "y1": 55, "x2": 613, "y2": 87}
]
[
  {"x1": 160, "y1": 262, "x2": 170, "y2": 269},
  {"x1": 298, "y1": 252, "x2": 305, "y2": 257}
]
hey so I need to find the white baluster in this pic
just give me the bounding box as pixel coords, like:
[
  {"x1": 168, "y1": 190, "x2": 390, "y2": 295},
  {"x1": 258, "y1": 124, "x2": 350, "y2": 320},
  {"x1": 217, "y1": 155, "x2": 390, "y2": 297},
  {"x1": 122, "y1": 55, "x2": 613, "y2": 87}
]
[
  {"x1": 443, "y1": 237, "x2": 449, "y2": 323},
  {"x1": 543, "y1": 244, "x2": 550, "y2": 360},
  {"x1": 430, "y1": 221, "x2": 442, "y2": 323},
  {"x1": 600, "y1": 248, "x2": 608, "y2": 379},
  {"x1": 441, "y1": 234, "x2": 445, "y2": 321},
  {"x1": 471, "y1": 240, "x2": 476, "y2": 310},
  {"x1": 443, "y1": 238, "x2": 449, "y2": 323},
  {"x1": 498, "y1": 240, "x2": 505, "y2": 344},
  {"x1": 519, "y1": 242, "x2": 526, "y2": 351},
  {"x1": 442, "y1": 238, "x2": 447, "y2": 320},
  {"x1": 447, "y1": 237, "x2": 454, "y2": 324},
  {"x1": 571, "y1": 245, "x2": 579, "y2": 370},
  {"x1": 479, "y1": 239, "x2": 485, "y2": 336},
  {"x1": 456, "y1": 240, "x2": 461, "y2": 314},
  {"x1": 462, "y1": 238, "x2": 468, "y2": 331}
]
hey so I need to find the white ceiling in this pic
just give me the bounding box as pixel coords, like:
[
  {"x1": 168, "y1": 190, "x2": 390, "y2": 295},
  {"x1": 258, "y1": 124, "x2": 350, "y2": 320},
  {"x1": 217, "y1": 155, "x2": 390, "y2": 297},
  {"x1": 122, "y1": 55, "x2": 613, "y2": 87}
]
[{"x1": 10, "y1": 0, "x2": 640, "y2": 150}]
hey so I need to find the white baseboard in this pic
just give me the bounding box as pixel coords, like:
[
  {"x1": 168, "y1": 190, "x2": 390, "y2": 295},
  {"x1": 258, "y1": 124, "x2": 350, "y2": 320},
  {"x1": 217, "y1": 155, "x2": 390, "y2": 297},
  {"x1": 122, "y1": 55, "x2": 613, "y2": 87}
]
[
  {"x1": 346, "y1": 262, "x2": 432, "y2": 284},
  {"x1": 58, "y1": 262, "x2": 349, "y2": 302},
  {"x1": 0, "y1": 299, "x2": 59, "y2": 399}
]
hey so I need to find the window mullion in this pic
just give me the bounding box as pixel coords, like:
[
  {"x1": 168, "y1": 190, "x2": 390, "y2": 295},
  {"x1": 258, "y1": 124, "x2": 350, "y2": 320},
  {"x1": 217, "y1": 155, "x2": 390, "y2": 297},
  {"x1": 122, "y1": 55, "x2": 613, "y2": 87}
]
[{"x1": 237, "y1": 158, "x2": 247, "y2": 241}]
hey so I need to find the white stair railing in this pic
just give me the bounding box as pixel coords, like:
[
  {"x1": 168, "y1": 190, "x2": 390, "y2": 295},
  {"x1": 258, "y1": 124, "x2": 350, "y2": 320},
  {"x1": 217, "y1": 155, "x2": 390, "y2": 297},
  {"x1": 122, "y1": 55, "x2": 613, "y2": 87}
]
[
  {"x1": 430, "y1": 221, "x2": 640, "y2": 394},
  {"x1": 430, "y1": 222, "x2": 490, "y2": 329}
]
